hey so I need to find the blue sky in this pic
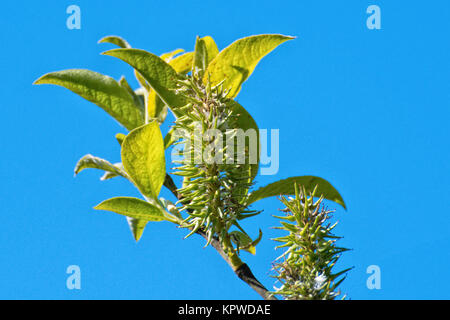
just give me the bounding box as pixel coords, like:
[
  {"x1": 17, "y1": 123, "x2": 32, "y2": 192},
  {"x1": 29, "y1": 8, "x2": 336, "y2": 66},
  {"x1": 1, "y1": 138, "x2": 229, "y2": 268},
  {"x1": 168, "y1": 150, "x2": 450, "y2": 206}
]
[{"x1": 0, "y1": 1, "x2": 449, "y2": 299}]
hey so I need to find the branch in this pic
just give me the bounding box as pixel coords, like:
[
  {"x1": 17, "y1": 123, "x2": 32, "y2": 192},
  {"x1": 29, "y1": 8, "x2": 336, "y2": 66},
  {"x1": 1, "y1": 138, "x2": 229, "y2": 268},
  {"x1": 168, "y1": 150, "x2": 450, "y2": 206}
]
[{"x1": 163, "y1": 173, "x2": 276, "y2": 300}]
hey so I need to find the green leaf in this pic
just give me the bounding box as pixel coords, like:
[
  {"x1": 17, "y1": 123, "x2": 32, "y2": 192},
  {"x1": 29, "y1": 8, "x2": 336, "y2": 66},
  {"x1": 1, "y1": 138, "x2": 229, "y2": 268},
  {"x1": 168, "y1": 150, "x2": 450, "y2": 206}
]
[
  {"x1": 163, "y1": 127, "x2": 177, "y2": 149},
  {"x1": 247, "y1": 176, "x2": 346, "y2": 209},
  {"x1": 119, "y1": 76, "x2": 144, "y2": 112},
  {"x1": 141, "y1": 50, "x2": 182, "y2": 123},
  {"x1": 169, "y1": 52, "x2": 194, "y2": 74},
  {"x1": 121, "y1": 121, "x2": 166, "y2": 199},
  {"x1": 228, "y1": 101, "x2": 260, "y2": 188},
  {"x1": 98, "y1": 35, "x2": 131, "y2": 48},
  {"x1": 94, "y1": 197, "x2": 166, "y2": 222},
  {"x1": 193, "y1": 36, "x2": 219, "y2": 75},
  {"x1": 134, "y1": 71, "x2": 150, "y2": 91},
  {"x1": 147, "y1": 90, "x2": 168, "y2": 123},
  {"x1": 230, "y1": 229, "x2": 262, "y2": 255},
  {"x1": 74, "y1": 154, "x2": 127, "y2": 179},
  {"x1": 98, "y1": 36, "x2": 152, "y2": 94},
  {"x1": 201, "y1": 36, "x2": 219, "y2": 67},
  {"x1": 127, "y1": 218, "x2": 148, "y2": 242},
  {"x1": 205, "y1": 34, "x2": 294, "y2": 98},
  {"x1": 160, "y1": 49, "x2": 184, "y2": 62},
  {"x1": 34, "y1": 69, "x2": 144, "y2": 130},
  {"x1": 116, "y1": 133, "x2": 126, "y2": 146},
  {"x1": 100, "y1": 163, "x2": 125, "y2": 181},
  {"x1": 230, "y1": 231, "x2": 252, "y2": 246},
  {"x1": 193, "y1": 36, "x2": 207, "y2": 74},
  {"x1": 102, "y1": 49, "x2": 186, "y2": 110},
  {"x1": 94, "y1": 197, "x2": 167, "y2": 241}
]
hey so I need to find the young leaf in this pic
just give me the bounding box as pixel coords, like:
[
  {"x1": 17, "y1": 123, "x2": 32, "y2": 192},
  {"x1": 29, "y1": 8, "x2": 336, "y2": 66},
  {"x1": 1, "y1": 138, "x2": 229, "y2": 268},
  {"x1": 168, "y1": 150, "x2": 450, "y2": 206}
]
[
  {"x1": 205, "y1": 34, "x2": 294, "y2": 98},
  {"x1": 98, "y1": 35, "x2": 131, "y2": 48},
  {"x1": 247, "y1": 176, "x2": 346, "y2": 209},
  {"x1": 102, "y1": 49, "x2": 186, "y2": 110},
  {"x1": 127, "y1": 217, "x2": 148, "y2": 242},
  {"x1": 169, "y1": 52, "x2": 194, "y2": 74},
  {"x1": 193, "y1": 36, "x2": 219, "y2": 75},
  {"x1": 121, "y1": 121, "x2": 165, "y2": 199},
  {"x1": 98, "y1": 36, "x2": 131, "y2": 48},
  {"x1": 94, "y1": 197, "x2": 167, "y2": 222},
  {"x1": 193, "y1": 36, "x2": 207, "y2": 74},
  {"x1": 163, "y1": 127, "x2": 177, "y2": 149},
  {"x1": 74, "y1": 154, "x2": 127, "y2": 179},
  {"x1": 100, "y1": 163, "x2": 125, "y2": 181},
  {"x1": 34, "y1": 69, "x2": 144, "y2": 130},
  {"x1": 230, "y1": 231, "x2": 252, "y2": 249},
  {"x1": 230, "y1": 229, "x2": 262, "y2": 255},
  {"x1": 116, "y1": 133, "x2": 126, "y2": 146},
  {"x1": 94, "y1": 197, "x2": 168, "y2": 241},
  {"x1": 201, "y1": 36, "x2": 219, "y2": 67},
  {"x1": 98, "y1": 36, "x2": 152, "y2": 95},
  {"x1": 160, "y1": 48, "x2": 184, "y2": 62}
]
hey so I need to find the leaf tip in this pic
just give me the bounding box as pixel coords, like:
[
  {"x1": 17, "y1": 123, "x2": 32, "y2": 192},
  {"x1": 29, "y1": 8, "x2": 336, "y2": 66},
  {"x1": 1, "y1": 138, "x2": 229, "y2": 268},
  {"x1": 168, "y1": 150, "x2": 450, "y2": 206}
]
[
  {"x1": 93, "y1": 199, "x2": 108, "y2": 211},
  {"x1": 97, "y1": 37, "x2": 106, "y2": 44},
  {"x1": 100, "y1": 48, "x2": 122, "y2": 57},
  {"x1": 132, "y1": 232, "x2": 142, "y2": 242},
  {"x1": 33, "y1": 75, "x2": 47, "y2": 85}
]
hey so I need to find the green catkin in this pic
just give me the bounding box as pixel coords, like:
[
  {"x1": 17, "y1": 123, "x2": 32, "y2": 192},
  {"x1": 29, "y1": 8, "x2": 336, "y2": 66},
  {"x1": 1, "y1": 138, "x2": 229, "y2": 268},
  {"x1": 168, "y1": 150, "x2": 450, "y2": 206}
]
[
  {"x1": 172, "y1": 73, "x2": 257, "y2": 248},
  {"x1": 271, "y1": 185, "x2": 351, "y2": 300}
]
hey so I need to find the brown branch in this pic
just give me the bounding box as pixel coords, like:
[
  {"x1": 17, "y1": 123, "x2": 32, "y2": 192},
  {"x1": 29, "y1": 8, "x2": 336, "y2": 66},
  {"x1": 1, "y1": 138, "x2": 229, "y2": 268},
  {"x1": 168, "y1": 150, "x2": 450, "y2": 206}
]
[{"x1": 163, "y1": 173, "x2": 276, "y2": 300}]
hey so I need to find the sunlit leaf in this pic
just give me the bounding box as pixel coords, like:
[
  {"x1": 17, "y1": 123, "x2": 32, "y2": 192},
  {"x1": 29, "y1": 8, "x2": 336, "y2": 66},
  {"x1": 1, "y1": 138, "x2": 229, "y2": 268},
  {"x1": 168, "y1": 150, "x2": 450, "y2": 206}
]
[
  {"x1": 161, "y1": 48, "x2": 184, "y2": 62},
  {"x1": 205, "y1": 34, "x2": 294, "y2": 98},
  {"x1": 248, "y1": 176, "x2": 346, "y2": 209},
  {"x1": 193, "y1": 36, "x2": 219, "y2": 75},
  {"x1": 34, "y1": 69, "x2": 144, "y2": 130},
  {"x1": 98, "y1": 35, "x2": 131, "y2": 48},
  {"x1": 100, "y1": 163, "x2": 125, "y2": 181},
  {"x1": 94, "y1": 197, "x2": 167, "y2": 221},
  {"x1": 121, "y1": 121, "x2": 166, "y2": 199},
  {"x1": 94, "y1": 197, "x2": 168, "y2": 241},
  {"x1": 74, "y1": 154, "x2": 127, "y2": 179},
  {"x1": 169, "y1": 52, "x2": 194, "y2": 74},
  {"x1": 102, "y1": 48, "x2": 186, "y2": 110},
  {"x1": 116, "y1": 133, "x2": 126, "y2": 146},
  {"x1": 201, "y1": 36, "x2": 219, "y2": 67},
  {"x1": 127, "y1": 218, "x2": 148, "y2": 242}
]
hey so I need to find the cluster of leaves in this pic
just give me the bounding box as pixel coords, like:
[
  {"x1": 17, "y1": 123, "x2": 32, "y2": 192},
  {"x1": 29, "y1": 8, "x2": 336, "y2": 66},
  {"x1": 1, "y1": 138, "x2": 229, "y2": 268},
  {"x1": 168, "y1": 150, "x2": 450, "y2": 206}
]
[
  {"x1": 272, "y1": 185, "x2": 351, "y2": 300},
  {"x1": 34, "y1": 33, "x2": 348, "y2": 298}
]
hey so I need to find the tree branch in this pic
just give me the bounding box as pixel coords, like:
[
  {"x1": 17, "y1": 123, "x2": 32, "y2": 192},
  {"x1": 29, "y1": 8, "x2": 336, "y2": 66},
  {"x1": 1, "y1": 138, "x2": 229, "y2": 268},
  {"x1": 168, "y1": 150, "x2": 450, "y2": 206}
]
[{"x1": 164, "y1": 173, "x2": 276, "y2": 300}]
